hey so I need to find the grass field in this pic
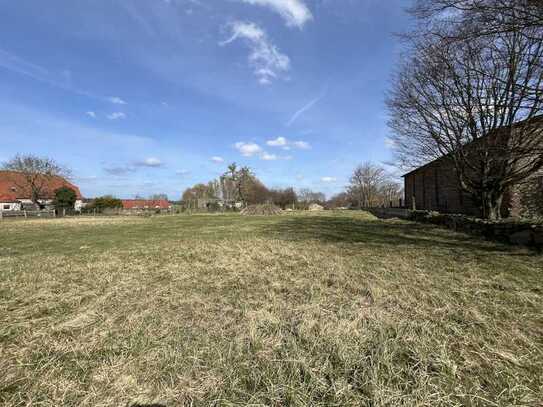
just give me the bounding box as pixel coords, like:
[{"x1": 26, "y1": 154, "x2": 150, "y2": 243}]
[{"x1": 1, "y1": 211, "x2": 542, "y2": 406}]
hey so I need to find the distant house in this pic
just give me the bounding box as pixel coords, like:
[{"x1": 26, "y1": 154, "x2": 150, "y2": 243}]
[
  {"x1": 121, "y1": 199, "x2": 172, "y2": 210},
  {"x1": 403, "y1": 120, "x2": 543, "y2": 218},
  {"x1": 0, "y1": 171, "x2": 83, "y2": 212}
]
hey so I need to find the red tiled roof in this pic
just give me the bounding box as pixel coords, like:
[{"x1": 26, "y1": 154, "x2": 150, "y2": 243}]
[
  {"x1": 0, "y1": 171, "x2": 83, "y2": 202},
  {"x1": 121, "y1": 199, "x2": 171, "y2": 209}
]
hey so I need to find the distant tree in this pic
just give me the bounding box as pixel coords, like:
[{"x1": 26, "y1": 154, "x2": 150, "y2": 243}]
[
  {"x1": 2, "y1": 154, "x2": 71, "y2": 205},
  {"x1": 244, "y1": 178, "x2": 270, "y2": 205},
  {"x1": 89, "y1": 196, "x2": 123, "y2": 212},
  {"x1": 298, "y1": 188, "x2": 326, "y2": 204},
  {"x1": 348, "y1": 163, "x2": 388, "y2": 208},
  {"x1": 182, "y1": 184, "x2": 215, "y2": 202},
  {"x1": 327, "y1": 192, "x2": 353, "y2": 209},
  {"x1": 223, "y1": 163, "x2": 254, "y2": 206},
  {"x1": 149, "y1": 193, "x2": 168, "y2": 201},
  {"x1": 270, "y1": 187, "x2": 298, "y2": 209},
  {"x1": 53, "y1": 187, "x2": 77, "y2": 211}
]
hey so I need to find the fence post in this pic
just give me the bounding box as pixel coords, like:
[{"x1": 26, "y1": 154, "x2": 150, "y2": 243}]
[
  {"x1": 0, "y1": 211, "x2": 3, "y2": 221},
  {"x1": 24, "y1": 210, "x2": 27, "y2": 219}
]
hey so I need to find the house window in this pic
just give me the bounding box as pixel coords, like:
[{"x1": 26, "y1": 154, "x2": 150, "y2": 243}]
[{"x1": 3, "y1": 205, "x2": 10, "y2": 210}]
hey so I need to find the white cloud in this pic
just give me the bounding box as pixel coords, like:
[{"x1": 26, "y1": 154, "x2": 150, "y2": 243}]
[
  {"x1": 211, "y1": 156, "x2": 225, "y2": 163},
  {"x1": 221, "y1": 22, "x2": 290, "y2": 85},
  {"x1": 266, "y1": 137, "x2": 311, "y2": 150},
  {"x1": 266, "y1": 136, "x2": 288, "y2": 147},
  {"x1": 240, "y1": 0, "x2": 313, "y2": 28},
  {"x1": 86, "y1": 111, "x2": 96, "y2": 118},
  {"x1": 176, "y1": 169, "x2": 190, "y2": 176},
  {"x1": 107, "y1": 112, "x2": 126, "y2": 120},
  {"x1": 235, "y1": 141, "x2": 263, "y2": 157},
  {"x1": 321, "y1": 176, "x2": 336, "y2": 183},
  {"x1": 136, "y1": 157, "x2": 163, "y2": 167},
  {"x1": 108, "y1": 96, "x2": 127, "y2": 105},
  {"x1": 261, "y1": 152, "x2": 278, "y2": 161}
]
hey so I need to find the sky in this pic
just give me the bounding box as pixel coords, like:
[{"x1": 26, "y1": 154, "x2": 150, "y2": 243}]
[{"x1": 0, "y1": 0, "x2": 412, "y2": 200}]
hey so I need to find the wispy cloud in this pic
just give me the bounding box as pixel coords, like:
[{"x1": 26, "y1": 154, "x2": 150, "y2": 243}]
[
  {"x1": 103, "y1": 166, "x2": 135, "y2": 176},
  {"x1": 86, "y1": 111, "x2": 96, "y2": 118},
  {"x1": 221, "y1": 21, "x2": 290, "y2": 85},
  {"x1": 261, "y1": 152, "x2": 278, "y2": 161},
  {"x1": 292, "y1": 140, "x2": 311, "y2": 150},
  {"x1": 239, "y1": 0, "x2": 313, "y2": 28},
  {"x1": 135, "y1": 157, "x2": 163, "y2": 167},
  {"x1": 287, "y1": 93, "x2": 325, "y2": 126},
  {"x1": 321, "y1": 176, "x2": 336, "y2": 183},
  {"x1": 211, "y1": 156, "x2": 225, "y2": 163},
  {"x1": 108, "y1": 96, "x2": 127, "y2": 105},
  {"x1": 107, "y1": 112, "x2": 126, "y2": 120},
  {"x1": 0, "y1": 48, "x2": 96, "y2": 99}
]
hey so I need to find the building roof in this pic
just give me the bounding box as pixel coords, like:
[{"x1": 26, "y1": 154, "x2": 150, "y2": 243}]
[
  {"x1": 121, "y1": 199, "x2": 171, "y2": 209},
  {"x1": 402, "y1": 115, "x2": 543, "y2": 178},
  {"x1": 0, "y1": 171, "x2": 82, "y2": 202}
]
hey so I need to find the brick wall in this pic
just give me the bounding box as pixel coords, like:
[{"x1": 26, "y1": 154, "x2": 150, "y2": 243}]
[{"x1": 404, "y1": 157, "x2": 481, "y2": 216}]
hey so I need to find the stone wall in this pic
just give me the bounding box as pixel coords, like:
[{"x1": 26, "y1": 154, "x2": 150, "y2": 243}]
[
  {"x1": 408, "y1": 210, "x2": 543, "y2": 249},
  {"x1": 512, "y1": 171, "x2": 543, "y2": 218}
]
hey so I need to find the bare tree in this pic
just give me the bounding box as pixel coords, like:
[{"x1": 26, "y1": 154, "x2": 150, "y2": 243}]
[
  {"x1": 2, "y1": 154, "x2": 71, "y2": 205},
  {"x1": 409, "y1": 0, "x2": 543, "y2": 40},
  {"x1": 298, "y1": 189, "x2": 326, "y2": 204},
  {"x1": 388, "y1": 4, "x2": 543, "y2": 219},
  {"x1": 348, "y1": 163, "x2": 388, "y2": 208},
  {"x1": 149, "y1": 193, "x2": 169, "y2": 201}
]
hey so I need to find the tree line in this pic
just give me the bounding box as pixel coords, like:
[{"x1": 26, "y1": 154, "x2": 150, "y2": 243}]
[
  {"x1": 183, "y1": 162, "x2": 402, "y2": 210},
  {"x1": 182, "y1": 163, "x2": 326, "y2": 209}
]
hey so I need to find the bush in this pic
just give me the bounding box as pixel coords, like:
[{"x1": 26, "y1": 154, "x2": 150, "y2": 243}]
[
  {"x1": 86, "y1": 196, "x2": 123, "y2": 213},
  {"x1": 54, "y1": 187, "x2": 77, "y2": 211}
]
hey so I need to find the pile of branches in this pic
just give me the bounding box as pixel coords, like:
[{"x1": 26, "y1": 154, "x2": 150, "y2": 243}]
[{"x1": 240, "y1": 204, "x2": 282, "y2": 216}]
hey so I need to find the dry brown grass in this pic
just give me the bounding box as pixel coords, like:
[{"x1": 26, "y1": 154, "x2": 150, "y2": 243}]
[{"x1": 1, "y1": 212, "x2": 542, "y2": 406}]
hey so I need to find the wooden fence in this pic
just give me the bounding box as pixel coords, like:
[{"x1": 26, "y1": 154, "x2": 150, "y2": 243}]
[{"x1": 0, "y1": 210, "x2": 56, "y2": 220}]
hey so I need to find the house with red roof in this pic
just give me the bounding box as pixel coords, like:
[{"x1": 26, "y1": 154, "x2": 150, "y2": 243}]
[
  {"x1": 0, "y1": 171, "x2": 83, "y2": 212},
  {"x1": 121, "y1": 199, "x2": 171, "y2": 211}
]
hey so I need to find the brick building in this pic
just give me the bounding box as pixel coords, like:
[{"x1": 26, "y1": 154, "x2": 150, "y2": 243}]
[{"x1": 403, "y1": 122, "x2": 543, "y2": 218}]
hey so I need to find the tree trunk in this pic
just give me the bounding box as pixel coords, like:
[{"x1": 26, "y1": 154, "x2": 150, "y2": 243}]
[{"x1": 481, "y1": 191, "x2": 503, "y2": 220}]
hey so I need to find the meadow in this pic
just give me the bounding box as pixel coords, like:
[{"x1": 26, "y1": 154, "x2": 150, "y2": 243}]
[{"x1": 1, "y1": 211, "x2": 542, "y2": 406}]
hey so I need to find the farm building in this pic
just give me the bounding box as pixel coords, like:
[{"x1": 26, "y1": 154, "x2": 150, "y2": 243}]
[
  {"x1": 0, "y1": 171, "x2": 83, "y2": 212},
  {"x1": 121, "y1": 199, "x2": 172, "y2": 210},
  {"x1": 403, "y1": 120, "x2": 543, "y2": 218}
]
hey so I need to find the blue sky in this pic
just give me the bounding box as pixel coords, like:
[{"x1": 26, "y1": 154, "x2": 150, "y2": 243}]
[{"x1": 0, "y1": 0, "x2": 411, "y2": 199}]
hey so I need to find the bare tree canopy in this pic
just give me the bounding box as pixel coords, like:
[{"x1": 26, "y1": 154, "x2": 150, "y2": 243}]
[
  {"x1": 409, "y1": 0, "x2": 543, "y2": 39},
  {"x1": 2, "y1": 154, "x2": 71, "y2": 204},
  {"x1": 388, "y1": 0, "x2": 543, "y2": 219},
  {"x1": 348, "y1": 162, "x2": 403, "y2": 208}
]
